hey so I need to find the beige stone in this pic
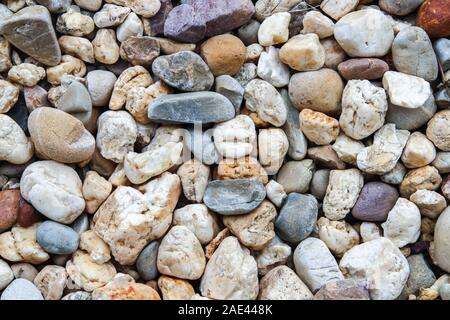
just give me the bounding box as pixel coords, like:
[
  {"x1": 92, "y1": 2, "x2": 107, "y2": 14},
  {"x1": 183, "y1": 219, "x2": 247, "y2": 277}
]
[
  {"x1": 216, "y1": 157, "x2": 268, "y2": 184},
  {"x1": 79, "y1": 230, "x2": 111, "y2": 264},
  {"x1": 0, "y1": 80, "x2": 19, "y2": 113},
  {"x1": 256, "y1": 236, "x2": 291, "y2": 275},
  {"x1": 46, "y1": 55, "x2": 86, "y2": 86},
  {"x1": 434, "y1": 208, "x2": 450, "y2": 273},
  {"x1": 258, "y1": 128, "x2": 289, "y2": 175},
  {"x1": 301, "y1": 11, "x2": 334, "y2": 39},
  {"x1": 399, "y1": 165, "x2": 442, "y2": 198},
  {"x1": 82, "y1": 171, "x2": 112, "y2": 214},
  {"x1": 177, "y1": 159, "x2": 210, "y2": 203},
  {"x1": 258, "y1": 12, "x2": 291, "y2": 46},
  {"x1": 8, "y1": 63, "x2": 45, "y2": 87},
  {"x1": 317, "y1": 217, "x2": 360, "y2": 258},
  {"x1": 58, "y1": 36, "x2": 95, "y2": 64},
  {"x1": 360, "y1": 222, "x2": 381, "y2": 243},
  {"x1": 321, "y1": 0, "x2": 359, "y2": 20},
  {"x1": 33, "y1": 265, "x2": 67, "y2": 300},
  {"x1": 0, "y1": 36, "x2": 12, "y2": 72},
  {"x1": 158, "y1": 275, "x2": 195, "y2": 300},
  {"x1": 332, "y1": 134, "x2": 365, "y2": 165},
  {"x1": 426, "y1": 110, "x2": 450, "y2": 151},
  {"x1": 56, "y1": 8, "x2": 95, "y2": 36},
  {"x1": 401, "y1": 132, "x2": 436, "y2": 168},
  {"x1": 280, "y1": 34, "x2": 325, "y2": 71},
  {"x1": 0, "y1": 114, "x2": 33, "y2": 164},
  {"x1": 105, "y1": 0, "x2": 161, "y2": 18},
  {"x1": 383, "y1": 71, "x2": 432, "y2": 109},
  {"x1": 409, "y1": 190, "x2": 446, "y2": 219},
  {"x1": 92, "y1": 273, "x2": 160, "y2": 300},
  {"x1": 92, "y1": 29, "x2": 120, "y2": 65},
  {"x1": 300, "y1": 109, "x2": 339, "y2": 145},
  {"x1": 94, "y1": 4, "x2": 131, "y2": 28}
]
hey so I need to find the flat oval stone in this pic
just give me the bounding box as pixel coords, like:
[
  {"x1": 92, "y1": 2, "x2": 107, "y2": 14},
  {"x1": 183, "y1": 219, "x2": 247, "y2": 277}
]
[
  {"x1": 337, "y1": 58, "x2": 389, "y2": 80},
  {"x1": 275, "y1": 193, "x2": 318, "y2": 244},
  {"x1": 148, "y1": 92, "x2": 235, "y2": 124},
  {"x1": 36, "y1": 221, "x2": 80, "y2": 255},
  {"x1": 152, "y1": 51, "x2": 214, "y2": 92},
  {"x1": 351, "y1": 182, "x2": 399, "y2": 222},
  {"x1": 203, "y1": 179, "x2": 266, "y2": 215},
  {"x1": 136, "y1": 241, "x2": 160, "y2": 281}
]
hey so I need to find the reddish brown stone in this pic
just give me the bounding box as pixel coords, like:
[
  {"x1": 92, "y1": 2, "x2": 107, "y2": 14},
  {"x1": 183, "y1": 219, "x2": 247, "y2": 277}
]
[
  {"x1": 417, "y1": 0, "x2": 450, "y2": 38},
  {"x1": 0, "y1": 190, "x2": 20, "y2": 232},
  {"x1": 337, "y1": 58, "x2": 389, "y2": 80},
  {"x1": 24, "y1": 85, "x2": 49, "y2": 113},
  {"x1": 307, "y1": 145, "x2": 346, "y2": 170},
  {"x1": 16, "y1": 197, "x2": 41, "y2": 228}
]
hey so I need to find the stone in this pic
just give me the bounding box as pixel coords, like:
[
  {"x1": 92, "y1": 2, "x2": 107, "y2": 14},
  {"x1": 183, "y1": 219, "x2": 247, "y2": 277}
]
[
  {"x1": 213, "y1": 115, "x2": 256, "y2": 158},
  {"x1": 0, "y1": 115, "x2": 33, "y2": 165},
  {"x1": 20, "y1": 161, "x2": 85, "y2": 224},
  {"x1": 144, "y1": 0, "x2": 172, "y2": 36},
  {"x1": 310, "y1": 169, "x2": 330, "y2": 200},
  {"x1": 59, "y1": 36, "x2": 95, "y2": 64},
  {"x1": 259, "y1": 265, "x2": 313, "y2": 300},
  {"x1": 92, "y1": 273, "x2": 160, "y2": 300},
  {"x1": 157, "y1": 226, "x2": 205, "y2": 280},
  {"x1": 314, "y1": 279, "x2": 371, "y2": 300},
  {"x1": 275, "y1": 193, "x2": 318, "y2": 244},
  {"x1": 426, "y1": 110, "x2": 450, "y2": 151},
  {"x1": 321, "y1": 0, "x2": 359, "y2": 20},
  {"x1": 401, "y1": 132, "x2": 436, "y2": 168},
  {"x1": 177, "y1": 160, "x2": 210, "y2": 203},
  {"x1": 258, "y1": 12, "x2": 291, "y2": 46},
  {"x1": 256, "y1": 236, "x2": 291, "y2": 275},
  {"x1": 434, "y1": 38, "x2": 450, "y2": 72},
  {"x1": 94, "y1": 4, "x2": 131, "y2": 28},
  {"x1": 379, "y1": 0, "x2": 423, "y2": 16},
  {"x1": 238, "y1": 19, "x2": 260, "y2": 45},
  {"x1": 392, "y1": 27, "x2": 438, "y2": 81},
  {"x1": 289, "y1": 69, "x2": 343, "y2": 115},
  {"x1": 0, "y1": 259, "x2": 13, "y2": 290},
  {"x1": 149, "y1": 92, "x2": 235, "y2": 125},
  {"x1": 46, "y1": 55, "x2": 86, "y2": 86},
  {"x1": 400, "y1": 254, "x2": 436, "y2": 299},
  {"x1": 381, "y1": 162, "x2": 407, "y2": 184},
  {"x1": 1, "y1": 279, "x2": 43, "y2": 300},
  {"x1": 410, "y1": 190, "x2": 446, "y2": 219},
  {"x1": 244, "y1": 79, "x2": 287, "y2": 127},
  {"x1": 82, "y1": 171, "x2": 112, "y2": 214},
  {"x1": 0, "y1": 36, "x2": 11, "y2": 73},
  {"x1": 173, "y1": 204, "x2": 219, "y2": 245},
  {"x1": 8, "y1": 63, "x2": 46, "y2": 87},
  {"x1": 265, "y1": 180, "x2": 287, "y2": 207},
  {"x1": 0, "y1": 224, "x2": 50, "y2": 264},
  {"x1": 75, "y1": 0, "x2": 102, "y2": 11},
  {"x1": 257, "y1": 46, "x2": 290, "y2": 88},
  {"x1": 163, "y1": 4, "x2": 205, "y2": 43},
  {"x1": 0, "y1": 190, "x2": 20, "y2": 232},
  {"x1": 56, "y1": 8, "x2": 95, "y2": 37},
  {"x1": 332, "y1": 134, "x2": 365, "y2": 165},
  {"x1": 93, "y1": 173, "x2": 180, "y2": 265},
  {"x1": 158, "y1": 275, "x2": 195, "y2": 300},
  {"x1": 381, "y1": 198, "x2": 421, "y2": 248},
  {"x1": 357, "y1": 124, "x2": 410, "y2": 175},
  {"x1": 53, "y1": 80, "x2": 92, "y2": 124},
  {"x1": 23, "y1": 85, "x2": 48, "y2": 113},
  {"x1": 339, "y1": 237, "x2": 410, "y2": 300},
  {"x1": 434, "y1": 207, "x2": 450, "y2": 273},
  {"x1": 120, "y1": 36, "x2": 160, "y2": 66},
  {"x1": 386, "y1": 95, "x2": 437, "y2": 131},
  {"x1": 440, "y1": 284, "x2": 450, "y2": 300},
  {"x1": 317, "y1": 217, "x2": 360, "y2": 258},
  {"x1": 279, "y1": 34, "x2": 325, "y2": 71},
  {"x1": 0, "y1": 6, "x2": 61, "y2": 66},
  {"x1": 254, "y1": 0, "x2": 298, "y2": 21},
  {"x1": 383, "y1": 71, "x2": 432, "y2": 109},
  {"x1": 351, "y1": 182, "x2": 399, "y2": 222},
  {"x1": 234, "y1": 63, "x2": 258, "y2": 87},
  {"x1": 215, "y1": 75, "x2": 244, "y2": 113},
  {"x1": 200, "y1": 236, "x2": 258, "y2": 300},
  {"x1": 323, "y1": 169, "x2": 364, "y2": 220},
  {"x1": 338, "y1": 58, "x2": 389, "y2": 80},
  {"x1": 258, "y1": 129, "x2": 288, "y2": 175},
  {"x1": 301, "y1": 11, "x2": 334, "y2": 39},
  {"x1": 33, "y1": 265, "x2": 67, "y2": 300},
  {"x1": 201, "y1": 34, "x2": 247, "y2": 76},
  {"x1": 294, "y1": 238, "x2": 344, "y2": 292},
  {"x1": 433, "y1": 152, "x2": 450, "y2": 174},
  {"x1": 216, "y1": 157, "x2": 268, "y2": 184},
  {"x1": 276, "y1": 160, "x2": 314, "y2": 194},
  {"x1": 308, "y1": 145, "x2": 347, "y2": 170},
  {"x1": 322, "y1": 38, "x2": 347, "y2": 70},
  {"x1": 442, "y1": 174, "x2": 450, "y2": 200},
  {"x1": 416, "y1": 0, "x2": 450, "y2": 38},
  {"x1": 116, "y1": 12, "x2": 143, "y2": 43},
  {"x1": 28, "y1": 107, "x2": 95, "y2": 163},
  {"x1": 339, "y1": 80, "x2": 387, "y2": 140},
  {"x1": 399, "y1": 165, "x2": 442, "y2": 198},
  {"x1": 360, "y1": 222, "x2": 381, "y2": 243},
  {"x1": 152, "y1": 51, "x2": 213, "y2": 92},
  {"x1": 92, "y1": 29, "x2": 120, "y2": 65},
  {"x1": 0, "y1": 80, "x2": 19, "y2": 114},
  {"x1": 224, "y1": 200, "x2": 276, "y2": 250},
  {"x1": 203, "y1": 178, "x2": 266, "y2": 216},
  {"x1": 16, "y1": 198, "x2": 41, "y2": 228},
  {"x1": 124, "y1": 142, "x2": 183, "y2": 184},
  {"x1": 36, "y1": 221, "x2": 79, "y2": 255},
  {"x1": 10, "y1": 263, "x2": 38, "y2": 282},
  {"x1": 334, "y1": 9, "x2": 394, "y2": 57},
  {"x1": 300, "y1": 109, "x2": 339, "y2": 145},
  {"x1": 86, "y1": 70, "x2": 117, "y2": 107},
  {"x1": 79, "y1": 230, "x2": 111, "y2": 264},
  {"x1": 136, "y1": 241, "x2": 159, "y2": 281}
]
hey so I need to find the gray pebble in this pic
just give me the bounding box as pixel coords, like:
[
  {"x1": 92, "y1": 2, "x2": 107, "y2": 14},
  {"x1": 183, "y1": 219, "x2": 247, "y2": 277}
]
[
  {"x1": 184, "y1": 126, "x2": 219, "y2": 165},
  {"x1": 36, "y1": 221, "x2": 80, "y2": 255},
  {"x1": 70, "y1": 213, "x2": 89, "y2": 235},
  {"x1": 440, "y1": 283, "x2": 450, "y2": 300},
  {"x1": 136, "y1": 241, "x2": 160, "y2": 281},
  {"x1": 215, "y1": 75, "x2": 244, "y2": 113},
  {"x1": 435, "y1": 88, "x2": 450, "y2": 109},
  {"x1": 237, "y1": 19, "x2": 260, "y2": 45},
  {"x1": 35, "y1": 0, "x2": 72, "y2": 14},
  {"x1": 434, "y1": 38, "x2": 450, "y2": 72},
  {"x1": 1, "y1": 279, "x2": 43, "y2": 300},
  {"x1": 399, "y1": 254, "x2": 436, "y2": 300},
  {"x1": 233, "y1": 63, "x2": 257, "y2": 88},
  {"x1": 386, "y1": 96, "x2": 436, "y2": 131},
  {"x1": 379, "y1": 0, "x2": 423, "y2": 16},
  {"x1": 310, "y1": 169, "x2": 330, "y2": 200},
  {"x1": 432, "y1": 152, "x2": 450, "y2": 174}
]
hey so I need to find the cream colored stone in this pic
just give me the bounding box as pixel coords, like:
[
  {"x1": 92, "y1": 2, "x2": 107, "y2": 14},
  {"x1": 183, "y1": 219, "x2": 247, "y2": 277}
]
[
  {"x1": 265, "y1": 180, "x2": 287, "y2": 208},
  {"x1": 256, "y1": 46, "x2": 290, "y2": 88},
  {"x1": 20, "y1": 161, "x2": 85, "y2": 224},
  {"x1": 158, "y1": 275, "x2": 195, "y2": 300},
  {"x1": 0, "y1": 224, "x2": 49, "y2": 264},
  {"x1": 426, "y1": 110, "x2": 450, "y2": 151},
  {"x1": 8, "y1": 63, "x2": 45, "y2": 87},
  {"x1": 177, "y1": 160, "x2": 210, "y2": 203},
  {"x1": 244, "y1": 79, "x2": 287, "y2": 127},
  {"x1": 0, "y1": 36, "x2": 12, "y2": 73},
  {"x1": 434, "y1": 208, "x2": 450, "y2": 273},
  {"x1": 339, "y1": 80, "x2": 388, "y2": 140},
  {"x1": 33, "y1": 265, "x2": 67, "y2": 300},
  {"x1": 82, "y1": 171, "x2": 112, "y2": 215},
  {"x1": 92, "y1": 273, "x2": 160, "y2": 300},
  {"x1": 401, "y1": 132, "x2": 436, "y2": 168},
  {"x1": 105, "y1": 0, "x2": 161, "y2": 18},
  {"x1": 116, "y1": 12, "x2": 143, "y2": 42},
  {"x1": 97, "y1": 110, "x2": 138, "y2": 163},
  {"x1": 258, "y1": 12, "x2": 291, "y2": 46},
  {"x1": 301, "y1": 11, "x2": 334, "y2": 39},
  {"x1": 280, "y1": 34, "x2": 325, "y2": 71},
  {"x1": 254, "y1": 0, "x2": 299, "y2": 21},
  {"x1": 46, "y1": 55, "x2": 86, "y2": 86},
  {"x1": 108, "y1": 163, "x2": 130, "y2": 187},
  {"x1": 216, "y1": 157, "x2": 268, "y2": 184},
  {"x1": 332, "y1": 134, "x2": 365, "y2": 165},
  {"x1": 94, "y1": 4, "x2": 131, "y2": 28},
  {"x1": 258, "y1": 128, "x2": 288, "y2": 175},
  {"x1": 0, "y1": 114, "x2": 33, "y2": 164},
  {"x1": 56, "y1": 8, "x2": 95, "y2": 36},
  {"x1": 0, "y1": 80, "x2": 19, "y2": 113},
  {"x1": 409, "y1": 190, "x2": 446, "y2": 219},
  {"x1": 323, "y1": 169, "x2": 364, "y2": 220},
  {"x1": 383, "y1": 71, "x2": 432, "y2": 109},
  {"x1": 300, "y1": 109, "x2": 339, "y2": 145},
  {"x1": 357, "y1": 124, "x2": 410, "y2": 175},
  {"x1": 321, "y1": 0, "x2": 359, "y2": 20},
  {"x1": 66, "y1": 250, "x2": 116, "y2": 292},
  {"x1": 360, "y1": 222, "x2": 381, "y2": 243},
  {"x1": 0, "y1": 259, "x2": 13, "y2": 291},
  {"x1": 79, "y1": 230, "x2": 111, "y2": 264},
  {"x1": 317, "y1": 217, "x2": 360, "y2": 258},
  {"x1": 58, "y1": 36, "x2": 95, "y2": 64},
  {"x1": 399, "y1": 165, "x2": 442, "y2": 198},
  {"x1": 157, "y1": 226, "x2": 206, "y2": 280},
  {"x1": 213, "y1": 115, "x2": 256, "y2": 159},
  {"x1": 92, "y1": 29, "x2": 120, "y2": 65},
  {"x1": 256, "y1": 236, "x2": 291, "y2": 275},
  {"x1": 200, "y1": 236, "x2": 259, "y2": 300}
]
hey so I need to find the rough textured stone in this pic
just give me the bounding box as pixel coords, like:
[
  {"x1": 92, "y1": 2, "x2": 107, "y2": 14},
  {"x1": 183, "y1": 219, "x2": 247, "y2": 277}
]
[
  {"x1": 399, "y1": 165, "x2": 442, "y2": 198},
  {"x1": 399, "y1": 254, "x2": 436, "y2": 299},
  {"x1": 314, "y1": 279, "x2": 370, "y2": 300},
  {"x1": 383, "y1": 71, "x2": 432, "y2": 109},
  {"x1": 276, "y1": 160, "x2": 314, "y2": 194},
  {"x1": 279, "y1": 34, "x2": 325, "y2": 72},
  {"x1": 92, "y1": 273, "x2": 160, "y2": 300},
  {"x1": 256, "y1": 236, "x2": 291, "y2": 275},
  {"x1": 300, "y1": 109, "x2": 339, "y2": 145},
  {"x1": 427, "y1": 110, "x2": 450, "y2": 151},
  {"x1": 317, "y1": 217, "x2": 360, "y2": 258}
]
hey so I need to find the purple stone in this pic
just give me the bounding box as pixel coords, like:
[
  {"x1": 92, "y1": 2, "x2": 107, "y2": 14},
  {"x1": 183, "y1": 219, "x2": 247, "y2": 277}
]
[
  {"x1": 164, "y1": 4, "x2": 206, "y2": 43},
  {"x1": 351, "y1": 181, "x2": 399, "y2": 222},
  {"x1": 148, "y1": 0, "x2": 173, "y2": 36}
]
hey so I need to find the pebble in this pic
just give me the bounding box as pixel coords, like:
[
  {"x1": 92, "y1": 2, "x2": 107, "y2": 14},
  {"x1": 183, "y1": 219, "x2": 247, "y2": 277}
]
[
  {"x1": 321, "y1": 38, "x2": 347, "y2": 70},
  {"x1": 56, "y1": 8, "x2": 95, "y2": 37},
  {"x1": 59, "y1": 36, "x2": 95, "y2": 64},
  {"x1": 203, "y1": 178, "x2": 266, "y2": 216},
  {"x1": 79, "y1": 230, "x2": 111, "y2": 264},
  {"x1": 216, "y1": 156, "x2": 268, "y2": 184},
  {"x1": 280, "y1": 34, "x2": 325, "y2": 72},
  {"x1": 120, "y1": 36, "x2": 160, "y2": 66},
  {"x1": 177, "y1": 160, "x2": 210, "y2": 203},
  {"x1": 10, "y1": 263, "x2": 38, "y2": 282},
  {"x1": 152, "y1": 51, "x2": 211, "y2": 92},
  {"x1": 401, "y1": 132, "x2": 436, "y2": 168},
  {"x1": 0, "y1": 190, "x2": 19, "y2": 233},
  {"x1": 317, "y1": 217, "x2": 360, "y2": 258},
  {"x1": 0, "y1": 258, "x2": 13, "y2": 290},
  {"x1": 0, "y1": 80, "x2": 19, "y2": 114},
  {"x1": 0, "y1": 116, "x2": 33, "y2": 165},
  {"x1": 149, "y1": 92, "x2": 235, "y2": 124},
  {"x1": 258, "y1": 128, "x2": 288, "y2": 175},
  {"x1": 213, "y1": 115, "x2": 256, "y2": 158},
  {"x1": 323, "y1": 169, "x2": 364, "y2": 220},
  {"x1": 214, "y1": 75, "x2": 244, "y2": 112},
  {"x1": 293, "y1": 237, "x2": 344, "y2": 292},
  {"x1": 416, "y1": 0, "x2": 450, "y2": 38},
  {"x1": 92, "y1": 29, "x2": 120, "y2": 65},
  {"x1": 399, "y1": 165, "x2": 442, "y2": 198},
  {"x1": 379, "y1": 0, "x2": 423, "y2": 16},
  {"x1": 92, "y1": 273, "x2": 160, "y2": 300},
  {"x1": 301, "y1": 11, "x2": 334, "y2": 39},
  {"x1": 338, "y1": 58, "x2": 389, "y2": 80},
  {"x1": 258, "y1": 12, "x2": 291, "y2": 46},
  {"x1": 426, "y1": 110, "x2": 450, "y2": 151},
  {"x1": 321, "y1": 0, "x2": 359, "y2": 20},
  {"x1": 256, "y1": 236, "x2": 291, "y2": 276},
  {"x1": 265, "y1": 180, "x2": 287, "y2": 208},
  {"x1": 386, "y1": 95, "x2": 437, "y2": 131},
  {"x1": 440, "y1": 284, "x2": 450, "y2": 300},
  {"x1": 1, "y1": 279, "x2": 43, "y2": 300},
  {"x1": 53, "y1": 80, "x2": 93, "y2": 124},
  {"x1": 314, "y1": 279, "x2": 370, "y2": 300},
  {"x1": 8, "y1": 63, "x2": 46, "y2": 87},
  {"x1": 257, "y1": 46, "x2": 290, "y2": 88},
  {"x1": 410, "y1": 189, "x2": 446, "y2": 219},
  {"x1": 33, "y1": 265, "x2": 67, "y2": 300},
  {"x1": 158, "y1": 275, "x2": 195, "y2": 300},
  {"x1": 434, "y1": 38, "x2": 450, "y2": 72},
  {"x1": 352, "y1": 181, "x2": 399, "y2": 222},
  {"x1": 82, "y1": 171, "x2": 112, "y2": 214},
  {"x1": 339, "y1": 237, "x2": 410, "y2": 300},
  {"x1": 434, "y1": 207, "x2": 450, "y2": 273},
  {"x1": 116, "y1": 12, "x2": 143, "y2": 43},
  {"x1": 400, "y1": 254, "x2": 436, "y2": 299},
  {"x1": 136, "y1": 241, "x2": 159, "y2": 281},
  {"x1": 200, "y1": 236, "x2": 259, "y2": 300},
  {"x1": 308, "y1": 145, "x2": 347, "y2": 170},
  {"x1": 276, "y1": 160, "x2": 315, "y2": 194},
  {"x1": 300, "y1": 109, "x2": 339, "y2": 145},
  {"x1": 36, "y1": 221, "x2": 80, "y2": 255},
  {"x1": 310, "y1": 169, "x2": 330, "y2": 200},
  {"x1": 258, "y1": 266, "x2": 313, "y2": 300},
  {"x1": 383, "y1": 71, "x2": 432, "y2": 109},
  {"x1": 237, "y1": 19, "x2": 260, "y2": 45},
  {"x1": 94, "y1": 4, "x2": 131, "y2": 28},
  {"x1": 332, "y1": 134, "x2": 365, "y2": 165}
]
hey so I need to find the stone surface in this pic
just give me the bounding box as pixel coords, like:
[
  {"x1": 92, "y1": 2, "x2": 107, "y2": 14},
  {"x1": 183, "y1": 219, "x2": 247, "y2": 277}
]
[
  {"x1": 338, "y1": 58, "x2": 389, "y2": 80},
  {"x1": 301, "y1": 10, "x2": 334, "y2": 39},
  {"x1": 0, "y1": 190, "x2": 20, "y2": 232},
  {"x1": 401, "y1": 132, "x2": 436, "y2": 168},
  {"x1": 256, "y1": 236, "x2": 291, "y2": 276},
  {"x1": 314, "y1": 279, "x2": 370, "y2": 300},
  {"x1": 0, "y1": 258, "x2": 13, "y2": 290},
  {"x1": 400, "y1": 254, "x2": 436, "y2": 299},
  {"x1": 216, "y1": 157, "x2": 268, "y2": 184},
  {"x1": 257, "y1": 46, "x2": 289, "y2": 88},
  {"x1": 79, "y1": 230, "x2": 111, "y2": 264},
  {"x1": 0, "y1": 80, "x2": 19, "y2": 114},
  {"x1": 33, "y1": 265, "x2": 67, "y2": 300},
  {"x1": 282, "y1": 90, "x2": 308, "y2": 160},
  {"x1": 399, "y1": 165, "x2": 442, "y2": 198},
  {"x1": 158, "y1": 275, "x2": 195, "y2": 300},
  {"x1": 0, "y1": 118, "x2": 34, "y2": 165},
  {"x1": 213, "y1": 115, "x2": 256, "y2": 158},
  {"x1": 379, "y1": 0, "x2": 423, "y2": 16},
  {"x1": 177, "y1": 160, "x2": 210, "y2": 203},
  {"x1": 427, "y1": 110, "x2": 450, "y2": 151},
  {"x1": 258, "y1": 12, "x2": 291, "y2": 46},
  {"x1": 277, "y1": 160, "x2": 315, "y2": 194},
  {"x1": 120, "y1": 36, "x2": 160, "y2": 66},
  {"x1": 36, "y1": 221, "x2": 80, "y2": 255}
]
